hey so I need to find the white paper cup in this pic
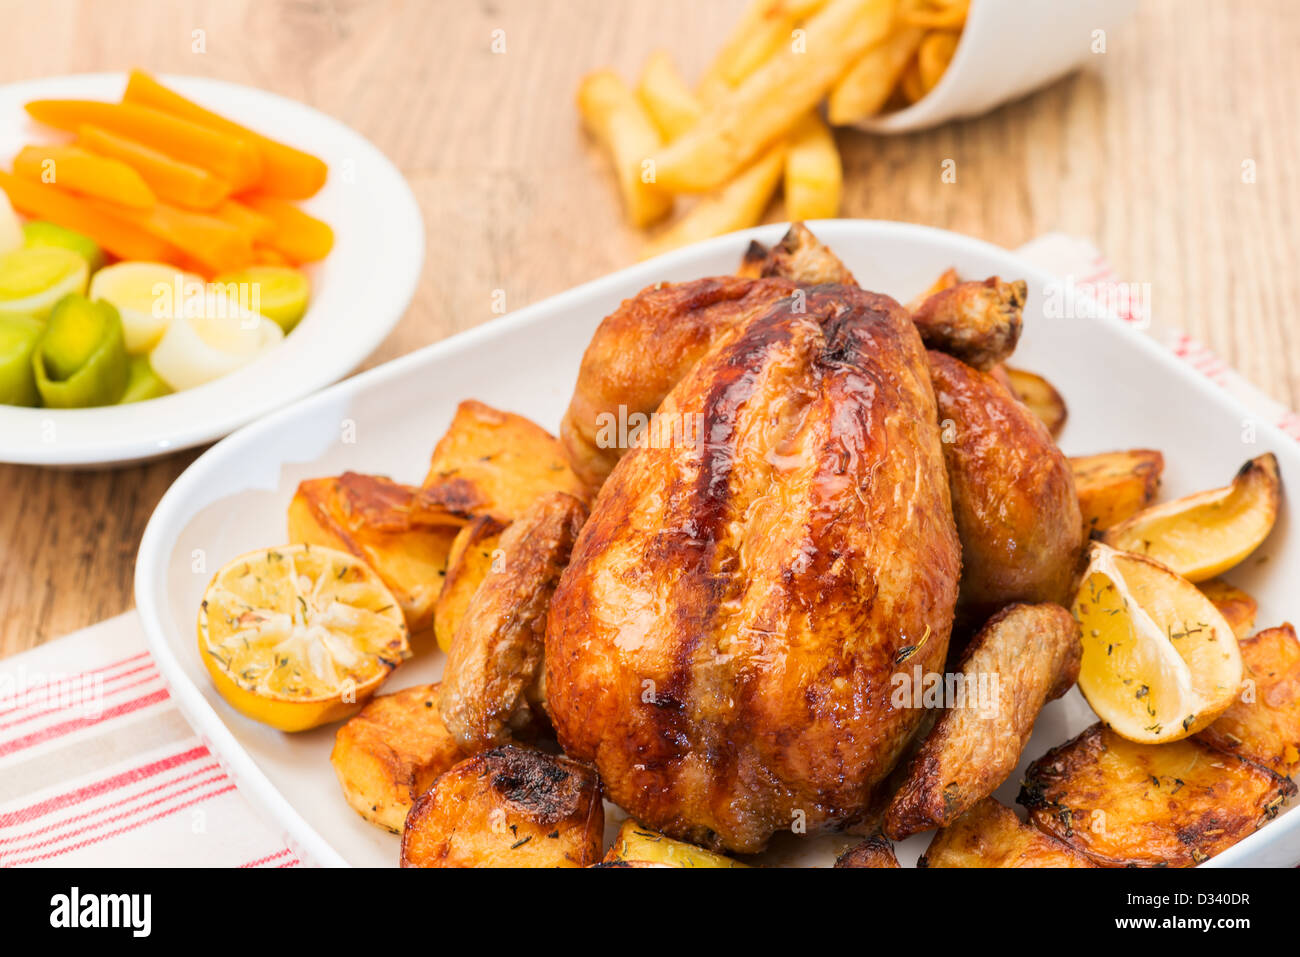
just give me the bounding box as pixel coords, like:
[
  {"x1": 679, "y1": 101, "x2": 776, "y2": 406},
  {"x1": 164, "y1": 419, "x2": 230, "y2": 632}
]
[{"x1": 854, "y1": 0, "x2": 1137, "y2": 134}]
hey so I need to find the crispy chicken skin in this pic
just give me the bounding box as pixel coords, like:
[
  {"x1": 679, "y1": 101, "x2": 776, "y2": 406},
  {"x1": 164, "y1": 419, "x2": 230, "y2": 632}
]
[
  {"x1": 561, "y1": 275, "x2": 798, "y2": 488},
  {"x1": 884, "y1": 603, "x2": 1082, "y2": 839},
  {"x1": 547, "y1": 285, "x2": 962, "y2": 853},
  {"x1": 927, "y1": 350, "x2": 1083, "y2": 626},
  {"x1": 439, "y1": 491, "x2": 588, "y2": 750},
  {"x1": 911, "y1": 277, "x2": 1026, "y2": 371}
]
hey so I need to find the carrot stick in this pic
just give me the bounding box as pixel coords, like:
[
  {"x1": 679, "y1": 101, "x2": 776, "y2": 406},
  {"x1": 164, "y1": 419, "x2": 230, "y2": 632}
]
[
  {"x1": 238, "y1": 193, "x2": 333, "y2": 263},
  {"x1": 76, "y1": 124, "x2": 230, "y2": 210},
  {"x1": 123, "y1": 70, "x2": 327, "y2": 199},
  {"x1": 210, "y1": 198, "x2": 275, "y2": 242},
  {"x1": 87, "y1": 198, "x2": 253, "y2": 274},
  {"x1": 13, "y1": 144, "x2": 156, "y2": 209},
  {"x1": 25, "y1": 99, "x2": 263, "y2": 191},
  {"x1": 0, "y1": 170, "x2": 177, "y2": 262},
  {"x1": 251, "y1": 245, "x2": 290, "y2": 266}
]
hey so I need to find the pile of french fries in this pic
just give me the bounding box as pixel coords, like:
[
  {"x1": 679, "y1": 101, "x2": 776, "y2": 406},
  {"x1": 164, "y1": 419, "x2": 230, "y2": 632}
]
[{"x1": 577, "y1": 0, "x2": 969, "y2": 256}]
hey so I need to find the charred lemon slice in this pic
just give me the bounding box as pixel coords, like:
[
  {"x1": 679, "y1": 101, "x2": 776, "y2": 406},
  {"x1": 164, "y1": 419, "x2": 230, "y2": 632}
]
[
  {"x1": 1102, "y1": 454, "x2": 1281, "y2": 582},
  {"x1": 198, "y1": 544, "x2": 410, "y2": 731},
  {"x1": 1073, "y1": 542, "x2": 1242, "y2": 744}
]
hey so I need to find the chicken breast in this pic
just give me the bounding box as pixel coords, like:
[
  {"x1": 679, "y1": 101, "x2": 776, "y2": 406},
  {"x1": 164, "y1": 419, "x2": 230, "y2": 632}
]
[{"x1": 547, "y1": 284, "x2": 961, "y2": 853}]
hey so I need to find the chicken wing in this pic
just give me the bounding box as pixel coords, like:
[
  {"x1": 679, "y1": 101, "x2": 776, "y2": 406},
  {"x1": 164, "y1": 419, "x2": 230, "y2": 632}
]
[{"x1": 547, "y1": 284, "x2": 961, "y2": 853}]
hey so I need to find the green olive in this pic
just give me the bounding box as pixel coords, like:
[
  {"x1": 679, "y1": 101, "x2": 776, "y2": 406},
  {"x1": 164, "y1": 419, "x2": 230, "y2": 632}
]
[
  {"x1": 118, "y1": 354, "x2": 172, "y2": 404},
  {"x1": 0, "y1": 314, "x2": 42, "y2": 406},
  {"x1": 32, "y1": 294, "x2": 128, "y2": 408}
]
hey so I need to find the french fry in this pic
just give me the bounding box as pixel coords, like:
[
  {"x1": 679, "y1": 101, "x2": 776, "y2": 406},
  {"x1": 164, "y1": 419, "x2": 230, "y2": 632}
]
[
  {"x1": 653, "y1": 0, "x2": 894, "y2": 193},
  {"x1": 577, "y1": 70, "x2": 672, "y2": 228},
  {"x1": 636, "y1": 51, "x2": 702, "y2": 142},
  {"x1": 696, "y1": 0, "x2": 829, "y2": 105},
  {"x1": 897, "y1": 0, "x2": 969, "y2": 28},
  {"x1": 917, "y1": 29, "x2": 961, "y2": 94},
  {"x1": 783, "y1": 111, "x2": 842, "y2": 219},
  {"x1": 828, "y1": 24, "x2": 925, "y2": 123},
  {"x1": 642, "y1": 144, "x2": 786, "y2": 259},
  {"x1": 898, "y1": 55, "x2": 926, "y2": 104}
]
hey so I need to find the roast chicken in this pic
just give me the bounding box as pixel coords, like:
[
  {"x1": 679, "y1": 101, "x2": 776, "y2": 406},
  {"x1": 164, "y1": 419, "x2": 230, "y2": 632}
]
[
  {"x1": 543, "y1": 224, "x2": 1080, "y2": 852},
  {"x1": 548, "y1": 283, "x2": 962, "y2": 851}
]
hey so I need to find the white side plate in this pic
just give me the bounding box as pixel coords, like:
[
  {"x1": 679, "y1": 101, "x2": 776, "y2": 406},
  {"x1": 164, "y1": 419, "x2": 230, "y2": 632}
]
[
  {"x1": 0, "y1": 73, "x2": 423, "y2": 466},
  {"x1": 135, "y1": 220, "x2": 1300, "y2": 868}
]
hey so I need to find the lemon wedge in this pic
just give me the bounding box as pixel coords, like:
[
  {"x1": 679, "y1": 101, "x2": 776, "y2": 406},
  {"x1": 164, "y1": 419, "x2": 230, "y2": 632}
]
[
  {"x1": 1102, "y1": 454, "x2": 1281, "y2": 582},
  {"x1": 198, "y1": 544, "x2": 410, "y2": 732},
  {"x1": 0, "y1": 247, "x2": 88, "y2": 319},
  {"x1": 89, "y1": 262, "x2": 203, "y2": 354},
  {"x1": 1073, "y1": 542, "x2": 1242, "y2": 744}
]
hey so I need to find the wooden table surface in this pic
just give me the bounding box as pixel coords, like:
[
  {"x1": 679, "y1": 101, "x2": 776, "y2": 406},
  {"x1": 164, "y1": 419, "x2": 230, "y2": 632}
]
[{"x1": 1, "y1": 0, "x2": 1296, "y2": 656}]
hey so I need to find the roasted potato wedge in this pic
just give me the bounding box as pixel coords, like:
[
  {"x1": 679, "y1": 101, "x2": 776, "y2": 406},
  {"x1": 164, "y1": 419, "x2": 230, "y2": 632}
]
[
  {"x1": 1102, "y1": 453, "x2": 1282, "y2": 583},
  {"x1": 1068, "y1": 449, "x2": 1164, "y2": 536},
  {"x1": 911, "y1": 277, "x2": 1025, "y2": 371},
  {"x1": 1197, "y1": 624, "x2": 1300, "y2": 776},
  {"x1": 330, "y1": 683, "x2": 464, "y2": 833},
  {"x1": 1198, "y1": 578, "x2": 1259, "y2": 640},
  {"x1": 834, "y1": 836, "x2": 900, "y2": 868},
  {"x1": 288, "y1": 472, "x2": 459, "y2": 634},
  {"x1": 1018, "y1": 723, "x2": 1295, "y2": 867},
  {"x1": 928, "y1": 350, "x2": 1083, "y2": 625},
  {"x1": 400, "y1": 746, "x2": 604, "y2": 868},
  {"x1": 603, "y1": 818, "x2": 746, "y2": 868},
  {"x1": 884, "y1": 603, "x2": 1081, "y2": 839},
  {"x1": 432, "y1": 515, "x2": 508, "y2": 653},
  {"x1": 439, "y1": 492, "x2": 589, "y2": 749},
  {"x1": 998, "y1": 366, "x2": 1067, "y2": 437},
  {"x1": 919, "y1": 798, "x2": 1097, "y2": 868},
  {"x1": 416, "y1": 400, "x2": 589, "y2": 523}
]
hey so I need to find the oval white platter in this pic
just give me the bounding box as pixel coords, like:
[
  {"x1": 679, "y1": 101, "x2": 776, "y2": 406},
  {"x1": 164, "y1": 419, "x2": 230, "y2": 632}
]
[
  {"x1": 0, "y1": 73, "x2": 423, "y2": 467},
  {"x1": 136, "y1": 220, "x2": 1300, "y2": 868}
]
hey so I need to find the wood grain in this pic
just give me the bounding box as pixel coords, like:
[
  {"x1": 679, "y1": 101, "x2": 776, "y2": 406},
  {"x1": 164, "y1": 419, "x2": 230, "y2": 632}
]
[{"x1": 1, "y1": 0, "x2": 1297, "y2": 656}]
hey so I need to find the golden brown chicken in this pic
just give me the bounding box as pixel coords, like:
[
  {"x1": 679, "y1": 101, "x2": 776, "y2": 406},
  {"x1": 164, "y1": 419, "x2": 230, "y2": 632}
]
[{"x1": 547, "y1": 284, "x2": 962, "y2": 852}]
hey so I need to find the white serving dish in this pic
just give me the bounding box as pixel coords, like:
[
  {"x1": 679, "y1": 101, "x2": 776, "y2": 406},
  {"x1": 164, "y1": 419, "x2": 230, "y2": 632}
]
[
  {"x1": 135, "y1": 220, "x2": 1300, "y2": 868},
  {"x1": 856, "y1": 0, "x2": 1138, "y2": 134},
  {"x1": 0, "y1": 73, "x2": 423, "y2": 467}
]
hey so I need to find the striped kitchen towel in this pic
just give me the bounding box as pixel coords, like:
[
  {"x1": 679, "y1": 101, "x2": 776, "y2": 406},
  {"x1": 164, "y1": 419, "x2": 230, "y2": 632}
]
[{"x1": 0, "y1": 232, "x2": 1293, "y2": 868}]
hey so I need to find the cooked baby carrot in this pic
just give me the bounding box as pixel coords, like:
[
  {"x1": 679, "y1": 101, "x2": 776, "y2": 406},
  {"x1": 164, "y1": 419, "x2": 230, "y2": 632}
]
[
  {"x1": 76, "y1": 125, "x2": 230, "y2": 210},
  {"x1": 210, "y1": 199, "x2": 275, "y2": 242},
  {"x1": 88, "y1": 198, "x2": 253, "y2": 274},
  {"x1": 13, "y1": 145, "x2": 155, "y2": 209},
  {"x1": 0, "y1": 171, "x2": 175, "y2": 263},
  {"x1": 252, "y1": 245, "x2": 290, "y2": 266},
  {"x1": 123, "y1": 70, "x2": 327, "y2": 199},
  {"x1": 238, "y1": 194, "x2": 333, "y2": 263},
  {"x1": 25, "y1": 99, "x2": 263, "y2": 191}
]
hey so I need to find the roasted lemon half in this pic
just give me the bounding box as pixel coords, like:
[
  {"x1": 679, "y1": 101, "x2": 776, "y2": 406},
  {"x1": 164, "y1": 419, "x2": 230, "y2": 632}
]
[
  {"x1": 198, "y1": 544, "x2": 410, "y2": 732},
  {"x1": 1073, "y1": 542, "x2": 1242, "y2": 744},
  {"x1": 1102, "y1": 453, "x2": 1281, "y2": 582}
]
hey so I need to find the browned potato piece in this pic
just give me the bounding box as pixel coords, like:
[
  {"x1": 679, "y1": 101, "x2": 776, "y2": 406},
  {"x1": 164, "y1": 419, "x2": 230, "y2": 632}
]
[
  {"x1": 432, "y1": 515, "x2": 508, "y2": 652},
  {"x1": 911, "y1": 277, "x2": 1026, "y2": 371},
  {"x1": 330, "y1": 683, "x2": 464, "y2": 833},
  {"x1": 919, "y1": 798, "x2": 1097, "y2": 868},
  {"x1": 1198, "y1": 578, "x2": 1258, "y2": 640},
  {"x1": 288, "y1": 472, "x2": 459, "y2": 634},
  {"x1": 416, "y1": 400, "x2": 589, "y2": 523},
  {"x1": 400, "y1": 746, "x2": 604, "y2": 868},
  {"x1": 884, "y1": 603, "x2": 1081, "y2": 839},
  {"x1": 834, "y1": 836, "x2": 900, "y2": 868},
  {"x1": 1018, "y1": 723, "x2": 1295, "y2": 867},
  {"x1": 928, "y1": 350, "x2": 1084, "y2": 625},
  {"x1": 1197, "y1": 624, "x2": 1300, "y2": 776},
  {"x1": 439, "y1": 492, "x2": 589, "y2": 749},
  {"x1": 999, "y1": 366, "x2": 1067, "y2": 438},
  {"x1": 1068, "y1": 449, "x2": 1164, "y2": 536}
]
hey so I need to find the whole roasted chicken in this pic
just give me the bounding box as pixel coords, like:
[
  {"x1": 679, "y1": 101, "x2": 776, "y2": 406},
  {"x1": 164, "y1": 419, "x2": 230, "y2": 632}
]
[{"x1": 545, "y1": 224, "x2": 1080, "y2": 853}]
